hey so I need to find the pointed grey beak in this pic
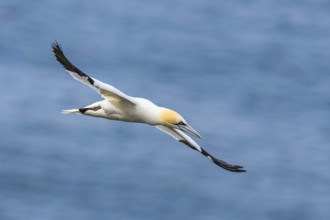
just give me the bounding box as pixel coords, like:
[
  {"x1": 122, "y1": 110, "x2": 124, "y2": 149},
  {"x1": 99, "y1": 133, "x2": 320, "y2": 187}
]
[{"x1": 179, "y1": 124, "x2": 202, "y2": 139}]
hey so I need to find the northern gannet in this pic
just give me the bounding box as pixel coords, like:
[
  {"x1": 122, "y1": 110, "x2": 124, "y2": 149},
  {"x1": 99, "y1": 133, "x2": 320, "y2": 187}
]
[{"x1": 52, "y1": 42, "x2": 246, "y2": 172}]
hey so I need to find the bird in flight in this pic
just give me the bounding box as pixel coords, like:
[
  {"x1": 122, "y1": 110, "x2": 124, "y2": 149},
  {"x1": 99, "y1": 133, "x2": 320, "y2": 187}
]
[{"x1": 52, "y1": 42, "x2": 246, "y2": 172}]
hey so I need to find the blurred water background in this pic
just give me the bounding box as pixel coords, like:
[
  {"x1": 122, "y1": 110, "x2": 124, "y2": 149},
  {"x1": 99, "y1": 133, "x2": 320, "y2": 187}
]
[{"x1": 1, "y1": 0, "x2": 330, "y2": 219}]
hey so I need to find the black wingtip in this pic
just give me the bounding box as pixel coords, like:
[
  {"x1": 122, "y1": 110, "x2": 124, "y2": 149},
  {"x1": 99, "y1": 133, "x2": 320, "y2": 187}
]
[
  {"x1": 212, "y1": 158, "x2": 247, "y2": 173},
  {"x1": 51, "y1": 41, "x2": 72, "y2": 71},
  {"x1": 52, "y1": 41, "x2": 63, "y2": 57},
  {"x1": 52, "y1": 41, "x2": 60, "y2": 50},
  {"x1": 51, "y1": 41, "x2": 95, "y2": 85},
  {"x1": 200, "y1": 148, "x2": 246, "y2": 173}
]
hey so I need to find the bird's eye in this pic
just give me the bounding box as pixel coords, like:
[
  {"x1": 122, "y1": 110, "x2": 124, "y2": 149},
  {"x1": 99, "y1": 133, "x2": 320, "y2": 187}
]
[{"x1": 177, "y1": 121, "x2": 186, "y2": 126}]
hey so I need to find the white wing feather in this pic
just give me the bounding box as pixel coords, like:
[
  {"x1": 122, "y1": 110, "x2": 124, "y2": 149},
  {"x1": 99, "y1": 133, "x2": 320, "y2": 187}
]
[
  {"x1": 52, "y1": 43, "x2": 136, "y2": 105},
  {"x1": 156, "y1": 125, "x2": 202, "y2": 152}
]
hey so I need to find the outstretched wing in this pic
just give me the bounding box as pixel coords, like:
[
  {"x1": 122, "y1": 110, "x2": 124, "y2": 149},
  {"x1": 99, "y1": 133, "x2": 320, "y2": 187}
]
[
  {"x1": 52, "y1": 42, "x2": 136, "y2": 105},
  {"x1": 156, "y1": 125, "x2": 246, "y2": 172}
]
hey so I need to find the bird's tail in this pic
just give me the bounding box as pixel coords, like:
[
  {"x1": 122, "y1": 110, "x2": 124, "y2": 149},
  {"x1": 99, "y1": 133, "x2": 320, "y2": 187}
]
[{"x1": 62, "y1": 109, "x2": 80, "y2": 114}]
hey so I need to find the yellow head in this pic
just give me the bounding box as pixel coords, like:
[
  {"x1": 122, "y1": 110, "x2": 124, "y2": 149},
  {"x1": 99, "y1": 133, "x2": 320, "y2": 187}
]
[
  {"x1": 160, "y1": 108, "x2": 202, "y2": 138},
  {"x1": 161, "y1": 108, "x2": 183, "y2": 126}
]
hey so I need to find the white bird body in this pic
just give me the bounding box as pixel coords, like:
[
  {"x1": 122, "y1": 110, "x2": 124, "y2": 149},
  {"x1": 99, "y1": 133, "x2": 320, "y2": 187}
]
[
  {"x1": 63, "y1": 98, "x2": 160, "y2": 124},
  {"x1": 52, "y1": 42, "x2": 246, "y2": 172}
]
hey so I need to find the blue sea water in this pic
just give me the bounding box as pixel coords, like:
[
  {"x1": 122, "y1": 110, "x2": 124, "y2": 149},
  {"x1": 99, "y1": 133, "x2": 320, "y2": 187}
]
[{"x1": 1, "y1": 0, "x2": 330, "y2": 219}]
